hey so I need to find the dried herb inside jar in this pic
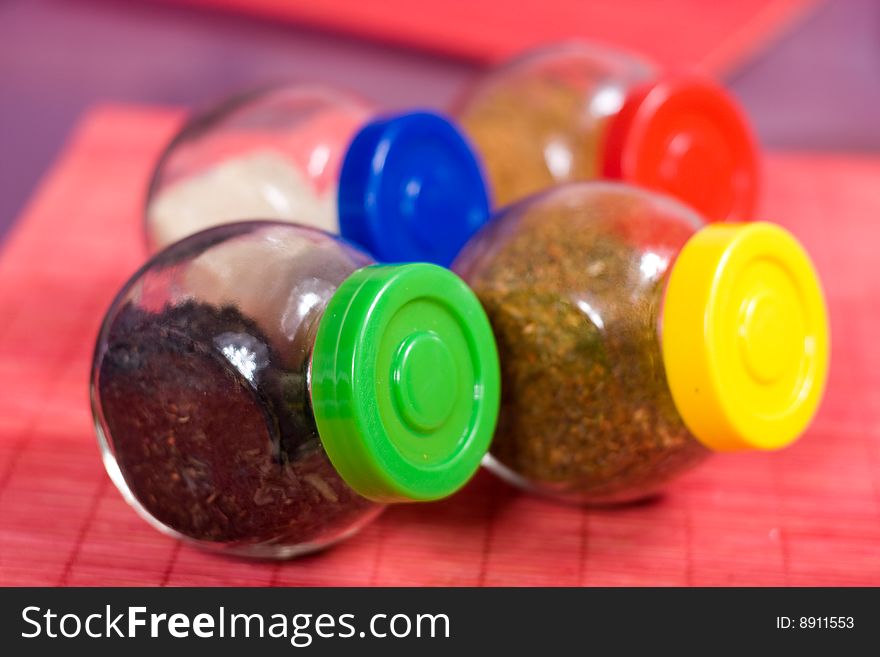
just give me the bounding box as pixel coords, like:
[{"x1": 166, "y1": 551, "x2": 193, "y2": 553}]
[
  {"x1": 457, "y1": 190, "x2": 708, "y2": 503},
  {"x1": 97, "y1": 300, "x2": 374, "y2": 547},
  {"x1": 458, "y1": 72, "x2": 612, "y2": 208}
]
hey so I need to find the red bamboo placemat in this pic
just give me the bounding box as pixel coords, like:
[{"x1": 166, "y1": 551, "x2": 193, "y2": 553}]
[
  {"x1": 0, "y1": 105, "x2": 878, "y2": 586},
  {"x1": 158, "y1": 0, "x2": 818, "y2": 73}
]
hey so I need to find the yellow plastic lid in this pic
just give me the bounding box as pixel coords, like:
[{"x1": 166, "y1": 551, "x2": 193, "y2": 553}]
[{"x1": 661, "y1": 222, "x2": 829, "y2": 452}]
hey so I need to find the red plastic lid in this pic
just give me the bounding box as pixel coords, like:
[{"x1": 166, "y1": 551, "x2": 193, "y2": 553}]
[{"x1": 601, "y1": 76, "x2": 759, "y2": 222}]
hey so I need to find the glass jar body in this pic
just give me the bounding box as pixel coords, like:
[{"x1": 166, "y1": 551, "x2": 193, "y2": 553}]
[
  {"x1": 91, "y1": 222, "x2": 381, "y2": 558},
  {"x1": 455, "y1": 43, "x2": 654, "y2": 208},
  {"x1": 454, "y1": 183, "x2": 710, "y2": 503},
  {"x1": 145, "y1": 85, "x2": 373, "y2": 253}
]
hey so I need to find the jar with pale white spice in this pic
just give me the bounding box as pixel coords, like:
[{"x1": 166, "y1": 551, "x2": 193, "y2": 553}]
[{"x1": 146, "y1": 85, "x2": 491, "y2": 266}]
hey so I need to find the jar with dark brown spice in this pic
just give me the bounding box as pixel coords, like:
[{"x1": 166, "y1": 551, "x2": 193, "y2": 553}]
[
  {"x1": 454, "y1": 42, "x2": 759, "y2": 222},
  {"x1": 91, "y1": 222, "x2": 500, "y2": 558},
  {"x1": 454, "y1": 183, "x2": 828, "y2": 504}
]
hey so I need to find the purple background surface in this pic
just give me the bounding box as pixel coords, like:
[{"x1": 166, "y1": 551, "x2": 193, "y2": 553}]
[
  {"x1": 1, "y1": 0, "x2": 878, "y2": 242},
  {"x1": 727, "y1": 0, "x2": 880, "y2": 151}
]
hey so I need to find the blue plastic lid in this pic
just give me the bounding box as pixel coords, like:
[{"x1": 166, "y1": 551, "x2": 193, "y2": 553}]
[{"x1": 338, "y1": 111, "x2": 491, "y2": 267}]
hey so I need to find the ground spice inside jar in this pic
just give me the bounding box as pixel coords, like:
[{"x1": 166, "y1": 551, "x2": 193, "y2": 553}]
[
  {"x1": 458, "y1": 76, "x2": 603, "y2": 207},
  {"x1": 96, "y1": 299, "x2": 376, "y2": 550},
  {"x1": 146, "y1": 100, "x2": 368, "y2": 252},
  {"x1": 456, "y1": 186, "x2": 709, "y2": 503},
  {"x1": 148, "y1": 150, "x2": 339, "y2": 251}
]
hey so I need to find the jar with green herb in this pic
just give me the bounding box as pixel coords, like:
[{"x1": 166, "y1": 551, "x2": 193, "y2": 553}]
[
  {"x1": 91, "y1": 221, "x2": 500, "y2": 558},
  {"x1": 454, "y1": 182, "x2": 827, "y2": 504},
  {"x1": 454, "y1": 42, "x2": 759, "y2": 222}
]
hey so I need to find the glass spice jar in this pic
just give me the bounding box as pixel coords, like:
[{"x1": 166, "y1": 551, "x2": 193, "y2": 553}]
[
  {"x1": 91, "y1": 221, "x2": 500, "y2": 558},
  {"x1": 454, "y1": 182, "x2": 828, "y2": 504},
  {"x1": 146, "y1": 84, "x2": 490, "y2": 266},
  {"x1": 454, "y1": 42, "x2": 759, "y2": 222}
]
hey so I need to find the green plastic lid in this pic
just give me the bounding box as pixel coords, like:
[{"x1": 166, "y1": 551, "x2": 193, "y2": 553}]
[{"x1": 310, "y1": 263, "x2": 500, "y2": 503}]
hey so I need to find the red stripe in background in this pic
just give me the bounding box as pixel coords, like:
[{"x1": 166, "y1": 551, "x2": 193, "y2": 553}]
[
  {"x1": 0, "y1": 106, "x2": 877, "y2": 586},
  {"x1": 158, "y1": 0, "x2": 820, "y2": 74}
]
